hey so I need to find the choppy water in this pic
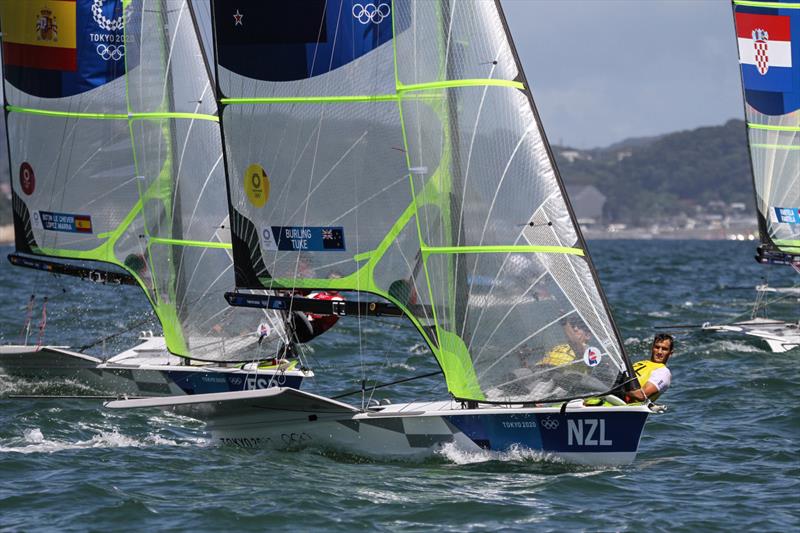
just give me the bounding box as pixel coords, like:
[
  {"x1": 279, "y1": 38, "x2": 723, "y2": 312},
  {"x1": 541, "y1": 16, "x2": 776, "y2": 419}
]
[{"x1": 0, "y1": 241, "x2": 798, "y2": 531}]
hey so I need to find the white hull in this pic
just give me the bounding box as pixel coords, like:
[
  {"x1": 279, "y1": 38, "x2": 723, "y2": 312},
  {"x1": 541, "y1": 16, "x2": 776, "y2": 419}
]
[
  {"x1": 107, "y1": 388, "x2": 650, "y2": 465},
  {"x1": 0, "y1": 335, "x2": 310, "y2": 396},
  {"x1": 702, "y1": 317, "x2": 800, "y2": 353}
]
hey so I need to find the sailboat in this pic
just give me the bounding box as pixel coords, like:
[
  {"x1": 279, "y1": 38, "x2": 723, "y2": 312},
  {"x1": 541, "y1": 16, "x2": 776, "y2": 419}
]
[
  {"x1": 108, "y1": 0, "x2": 660, "y2": 465},
  {"x1": 702, "y1": 0, "x2": 800, "y2": 353},
  {"x1": 0, "y1": 0, "x2": 312, "y2": 394}
]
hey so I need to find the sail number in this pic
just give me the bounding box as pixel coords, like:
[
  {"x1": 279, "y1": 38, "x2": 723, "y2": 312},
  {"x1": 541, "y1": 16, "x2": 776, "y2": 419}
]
[{"x1": 567, "y1": 419, "x2": 613, "y2": 446}]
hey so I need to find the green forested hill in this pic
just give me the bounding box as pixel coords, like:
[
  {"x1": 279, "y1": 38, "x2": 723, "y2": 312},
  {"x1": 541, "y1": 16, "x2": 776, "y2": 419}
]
[{"x1": 554, "y1": 119, "x2": 752, "y2": 224}]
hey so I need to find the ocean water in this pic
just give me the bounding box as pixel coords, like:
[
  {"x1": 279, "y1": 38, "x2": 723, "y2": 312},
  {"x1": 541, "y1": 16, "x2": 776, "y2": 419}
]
[{"x1": 0, "y1": 240, "x2": 798, "y2": 531}]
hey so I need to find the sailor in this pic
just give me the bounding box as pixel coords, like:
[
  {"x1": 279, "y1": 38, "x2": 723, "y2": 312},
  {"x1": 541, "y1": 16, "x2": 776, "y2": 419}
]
[
  {"x1": 540, "y1": 316, "x2": 591, "y2": 366},
  {"x1": 289, "y1": 290, "x2": 344, "y2": 343},
  {"x1": 625, "y1": 334, "x2": 673, "y2": 403}
]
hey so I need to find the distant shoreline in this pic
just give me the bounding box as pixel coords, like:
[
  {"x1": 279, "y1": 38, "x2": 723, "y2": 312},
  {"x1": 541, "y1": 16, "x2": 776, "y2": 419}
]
[{"x1": 0, "y1": 224, "x2": 11, "y2": 244}]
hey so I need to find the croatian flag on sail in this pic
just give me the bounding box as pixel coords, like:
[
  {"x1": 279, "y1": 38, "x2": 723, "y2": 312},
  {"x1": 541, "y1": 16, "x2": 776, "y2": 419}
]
[
  {"x1": 735, "y1": 8, "x2": 800, "y2": 115},
  {"x1": 736, "y1": 13, "x2": 792, "y2": 91}
]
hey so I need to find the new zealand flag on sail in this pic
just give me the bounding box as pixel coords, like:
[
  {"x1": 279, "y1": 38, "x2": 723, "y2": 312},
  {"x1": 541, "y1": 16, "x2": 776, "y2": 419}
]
[
  {"x1": 213, "y1": 0, "x2": 393, "y2": 83},
  {"x1": 1, "y1": 0, "x2": 129, "y2": 98},
  {"x1": 735, "y1": 3, "x2": 800, "y2": 116}
]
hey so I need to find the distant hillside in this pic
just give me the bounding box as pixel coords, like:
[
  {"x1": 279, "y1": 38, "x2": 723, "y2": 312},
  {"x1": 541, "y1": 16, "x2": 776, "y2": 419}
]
[{"x1": 554, "y1": 119, "x2": 752, "y2": 225}]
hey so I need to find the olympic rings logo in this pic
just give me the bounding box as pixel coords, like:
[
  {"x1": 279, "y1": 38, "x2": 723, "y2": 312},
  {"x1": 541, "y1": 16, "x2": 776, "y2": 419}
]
[
  {"x1": 541, "y1": 417, "x2": 559, "y2": 430},
  {"x1": 352, "y1": 3, "x2": 390, "y2": 25},
  {"x1": 97, "y1": 44, "x2": 125, "y2": 61}
]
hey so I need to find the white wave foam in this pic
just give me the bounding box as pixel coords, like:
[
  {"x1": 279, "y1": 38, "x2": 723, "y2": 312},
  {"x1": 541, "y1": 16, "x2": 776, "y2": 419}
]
[
  {"x1": 436, "y1": 441, "x2": 563, "y2": 465},
  {"x1": 0, "y1": 427, "x2": 195, "y2": 454},
  {"x1": 648, "y1": 311, "x2": 671, "y2": 318},
  {"x1": 388, "y1": 362, "x2": 415, "y2": 372},
  {"x1": 408, "y1": 343, "x2": 429, "y2": 355},
  {"x1": 715, "y1": 339, "x2": 769, "y2": 354},
  {"x1": 624, "y1": 337, "x2": 643, "y2": 346}
]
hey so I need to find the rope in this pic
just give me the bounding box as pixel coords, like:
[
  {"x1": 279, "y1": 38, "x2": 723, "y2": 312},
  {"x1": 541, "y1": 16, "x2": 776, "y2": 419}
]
[
  {"x1": 75, "y1": 315, "x2": 154, "y2": 352},
  {"x1": 331, "y1": 370, "x2": 443, "y2": 400}
]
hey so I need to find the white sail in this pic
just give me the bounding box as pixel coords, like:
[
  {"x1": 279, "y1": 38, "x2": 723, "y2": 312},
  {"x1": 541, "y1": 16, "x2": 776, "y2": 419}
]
[
  {"x1": 732, "y1": 0, "x2": 800, "y2": 266},
  {"x1": 0, "y1": 0, "x2": 286, "y2": 361},
  {"x1": 212, "y1": 0, "x2": 633, "y2": 402}
]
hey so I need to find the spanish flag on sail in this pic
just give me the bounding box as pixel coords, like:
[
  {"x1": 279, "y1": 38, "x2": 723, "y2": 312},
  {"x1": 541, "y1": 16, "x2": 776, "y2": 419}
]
[{"x1": 0, "y1": 0, "x2": 127, "y2": 98}]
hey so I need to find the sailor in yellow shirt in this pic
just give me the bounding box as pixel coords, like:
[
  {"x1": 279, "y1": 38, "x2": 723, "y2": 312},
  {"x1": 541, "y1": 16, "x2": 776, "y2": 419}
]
[
  {"x1": 541, "y1": 316, "x2": 591, "y2": 366},
  {"x1": 625, "y1": 334, "x2": 674, "y2": 403}
]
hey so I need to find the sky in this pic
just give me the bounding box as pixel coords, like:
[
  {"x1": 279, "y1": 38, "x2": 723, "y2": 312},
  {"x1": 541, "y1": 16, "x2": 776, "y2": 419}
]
[{"x1": 500, "y1": 0, "x2": 744, "y2": 148}]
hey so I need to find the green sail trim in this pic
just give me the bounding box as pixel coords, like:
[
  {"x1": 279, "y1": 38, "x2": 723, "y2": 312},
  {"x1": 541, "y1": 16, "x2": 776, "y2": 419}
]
[
  {"x1": 773, "y1": 239, "x2": 800, "y2": 253},
  {"x1": 747, "y1": 123, "x2": 800, "y2": 132},
  {"x1": 422, "y1": 245, "x2": 585, "y2": 257},
  {"x1": 5, "y1": 105, "x2": 217, "y2": 122},
  {"x1": 220, "y1": 79, "x2": 525, "y2": 106},
  {"x1": 120, "y1": 4, "x2": 189, "y2": 356},
  {"x1": 751, "y1": 143, "x2": 800, "y2": 150},
  {"x1": 733, "y1": 1, "x2": 800, "y2": 8}
]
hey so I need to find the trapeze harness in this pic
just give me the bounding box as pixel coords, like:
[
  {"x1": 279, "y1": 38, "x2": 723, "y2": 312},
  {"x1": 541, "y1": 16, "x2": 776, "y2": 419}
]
[{"x1": 627, "y1": 360, "x2": 666, "y2": 402}]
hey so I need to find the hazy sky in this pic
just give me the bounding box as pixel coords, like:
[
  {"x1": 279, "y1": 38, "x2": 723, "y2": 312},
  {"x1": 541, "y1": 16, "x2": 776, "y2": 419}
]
[{"x1": 501, "y1": 0, "x2": 743, "y2": 148}]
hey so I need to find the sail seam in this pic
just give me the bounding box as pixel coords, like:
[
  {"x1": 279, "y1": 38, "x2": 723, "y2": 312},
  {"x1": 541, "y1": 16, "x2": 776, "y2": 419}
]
[
  {"x1": 751, "y1": 143, "x2": 800, "y2": 150},
  {"x1": 747, "y1": 123, "x2": 800, "y2": 132},
  {"x1": 421, "y1": 245, "x2": 584, "y2": 256},
  {"x1": 6, "y1": 106, "x2": 218, "y2": 122},
  {"x1": 220, "y1": 80, "x2": 525, "y2": 105}
]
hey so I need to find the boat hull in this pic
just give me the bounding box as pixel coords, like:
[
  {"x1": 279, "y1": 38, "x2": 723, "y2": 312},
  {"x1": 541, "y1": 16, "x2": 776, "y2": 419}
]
[
  {"x1": 107, "y1": 389, "x2": 650, "y2": 465},
  {"x1": 0, "y1": 341, "x2": 309, "y2": 396},
  {"x1": 702, "y1": 318, "x2": 800, "y2": 352}
]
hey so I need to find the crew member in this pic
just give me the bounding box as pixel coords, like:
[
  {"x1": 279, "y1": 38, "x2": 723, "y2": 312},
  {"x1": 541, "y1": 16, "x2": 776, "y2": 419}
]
[
  {"x1": 540, "y1": 316, "x2": 591, "y2": 366},
  {"x1": 625, "y1": 334, "x2": 673, "y2": 403},
  {"x1": 290, "y1": 290, "x2": 344, "y2": 343}
]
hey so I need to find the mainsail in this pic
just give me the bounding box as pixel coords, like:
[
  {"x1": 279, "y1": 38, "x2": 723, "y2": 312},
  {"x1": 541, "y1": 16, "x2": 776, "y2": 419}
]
[
  {"x1": 214, "y1": 0, "x2": 634, "y2": 402},
  {"x1": 732, "y1": 0, "x2": 800, "y2": 267},
  {"x1": 0, "y1": 0, "x2": 286, "y2": 361}
]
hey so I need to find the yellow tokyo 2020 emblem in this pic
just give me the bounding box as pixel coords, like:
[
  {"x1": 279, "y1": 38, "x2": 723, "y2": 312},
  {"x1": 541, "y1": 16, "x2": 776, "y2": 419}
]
[{"x1": 244, "y1": 164, "x2": 270, "y2": 208}]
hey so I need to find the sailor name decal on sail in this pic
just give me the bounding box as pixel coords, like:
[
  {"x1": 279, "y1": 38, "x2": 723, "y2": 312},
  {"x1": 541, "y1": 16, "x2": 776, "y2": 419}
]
[
  {"x1": 261, "y1": 226, "x2": 346, "y2": 252},
  {"x1": 244, "y1": 164, "x2": 270, "y2": 208},
  {"x1": 36, "y1": 211, "x2": 93, "y2": 234},
  {"x1": 773, "y1": 207, "x2": 800, "y2": 225},
  {"x1": 19, "y1": 163, "x2": 35, "y2": 196}
]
